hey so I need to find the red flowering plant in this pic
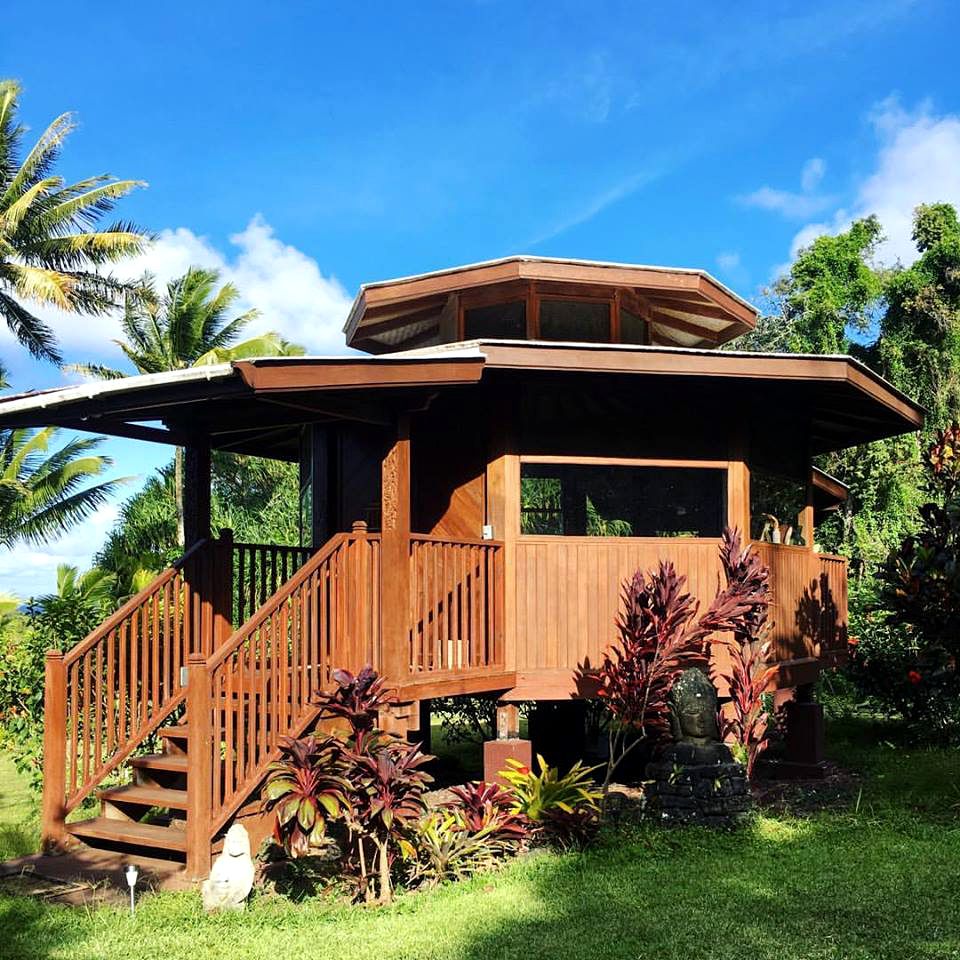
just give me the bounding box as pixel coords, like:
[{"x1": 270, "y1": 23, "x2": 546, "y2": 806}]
[{"x1": 583, "y1": 527, "x2": 773, "y2": 803}]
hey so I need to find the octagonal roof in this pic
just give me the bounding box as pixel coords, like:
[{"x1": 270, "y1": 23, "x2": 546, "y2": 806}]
[{"x1": 343, "y1": 255, "x2": 760, "y2": 353}]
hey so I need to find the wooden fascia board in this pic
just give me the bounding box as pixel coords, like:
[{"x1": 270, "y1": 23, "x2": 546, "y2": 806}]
[
  {"x1": 478, "y1": 345, "x2": 923, "y2": 427},
  {"x1": 233, "y1": 357, "x2": 486, "y2": 392},
  {"x1": 811, "y1": 467, "x2": 849, "y2": 502},
  {"x1": 351, "y1": 260, "x2": 759, "y2": 335}
]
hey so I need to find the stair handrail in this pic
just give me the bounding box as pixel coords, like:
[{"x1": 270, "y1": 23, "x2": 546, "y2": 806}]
[
  {"x1": 42, "y1": 536, "x2": 216, "y2": 848},
  {"x1": 62, "y1": 537, "x2": 209, "y2": 668},
  {"x1": 190, "y1": 530, "x2": 381, "y2": 874},
  {"x1": 204, "y1": 532, "x2": 350, "y2": 672}
]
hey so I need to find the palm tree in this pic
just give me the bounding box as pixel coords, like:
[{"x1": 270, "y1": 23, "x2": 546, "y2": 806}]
[
  {"x1": 39, "y1": 563, "x2": 116, "y2": 608},
  {"x1": 0, "y1": 426, "x2": 121, "y2": 549},
  {"x1": 0, "y1": 80, "x2": 148, "y2": 364},
  {"x1": 73, "y1": 266, "x2": 305, "y2": 544}
]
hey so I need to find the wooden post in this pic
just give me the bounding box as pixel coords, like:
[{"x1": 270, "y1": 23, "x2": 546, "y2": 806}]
[
  {"x1": 496, "y1": 702, "x2": 520, "y2": 739},
  {"x1": 183, "y1": 444, "x2": 212, "y2": 547},
  {"x1": 799, "y1": 483, "x2": 815, "y2": 549},
  {"x1": 185, "y1": 653, "x2": 212, "y2": 880},
  {"x1": 41, "y1": 651, "x2": 67, "y2": 851},
  {"x1": 212, "y1": 528, "x2": 234, "y2": 652},
  {"x1": 380, "y1": 416, "x2": 411, "y2": 682}
]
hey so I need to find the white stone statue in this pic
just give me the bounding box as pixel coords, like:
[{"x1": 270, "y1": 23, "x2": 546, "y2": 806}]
[{"x1": 201, "y1": 823, "x2": 255, "y2": 912}]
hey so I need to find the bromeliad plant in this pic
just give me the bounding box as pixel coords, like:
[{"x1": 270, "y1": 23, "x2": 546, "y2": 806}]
[
  {"x1": 500, "y1": 755, "x2": 602, "y2": 846},
  {"x1": 586, "y1": 526, "x2": 772, "y2": 801}
]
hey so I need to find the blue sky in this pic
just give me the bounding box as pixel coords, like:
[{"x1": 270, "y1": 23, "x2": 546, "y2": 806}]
[{"x1": 2, "y1": 0, "x2": 959, "y2": 595}]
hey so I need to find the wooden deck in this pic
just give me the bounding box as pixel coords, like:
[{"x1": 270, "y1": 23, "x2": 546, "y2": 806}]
[{"x1": 40, "y1": 526, "x2": 846, "y2": 878}]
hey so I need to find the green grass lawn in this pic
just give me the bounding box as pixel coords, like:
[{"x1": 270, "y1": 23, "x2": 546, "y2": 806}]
[{"x1": 1, "y1": 720, "x2": 959, "y2": 960}]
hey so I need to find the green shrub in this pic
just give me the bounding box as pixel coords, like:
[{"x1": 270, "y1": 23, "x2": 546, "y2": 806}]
[{"x1": 500, "y1": 755, "x2": 601, "y2": 846}]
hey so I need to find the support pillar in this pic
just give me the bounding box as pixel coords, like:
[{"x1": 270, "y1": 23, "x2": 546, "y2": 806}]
[
  {"x1": 183, "y1": 443, "x2": 212, "y2": 547},
  {"x1": 185, "y1": 654, "x2": 213, "y2": 880},
  {"x1": 484, "y1": 702, "x2": 531, "y2": 787},
  {"x1": 380, "y1": 416, "x2": 411, "y2": 683},
  {"x1": 781, "y1": 683, "x2": 826, "y2": 779}
]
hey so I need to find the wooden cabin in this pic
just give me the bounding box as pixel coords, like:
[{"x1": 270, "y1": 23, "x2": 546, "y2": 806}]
[{"x1": 0, "y1": 256, "x2": 922, "y2": 881}]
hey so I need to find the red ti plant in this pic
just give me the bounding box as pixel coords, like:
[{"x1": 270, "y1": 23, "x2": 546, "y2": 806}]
[
  {"x1": 263, "y1": 736, "x2": 351, "y2": 858},
  {"x1": 712, "y1": 528, "x2": 776, "y2": 779},
  {"x1": 347, "y1": 738, "x2": 433, "y2": 903},
  {"x1": 588, "y1": 527, "x2": 772, "y2": 802}
]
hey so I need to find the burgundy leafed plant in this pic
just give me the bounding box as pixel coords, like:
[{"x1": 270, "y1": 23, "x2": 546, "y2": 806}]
[
  {"x1": 263, "y1": 735, "x2": 351, "y2": 858},
  {"x1": 712, "y1": 529, "x2": 776, "y2": 780},
  {"x1": 588, "y1": 527, "x2": 773, "y2": 800},
  {"x1": 446, "y1": 781, "x2": 529, "y2": 843}
]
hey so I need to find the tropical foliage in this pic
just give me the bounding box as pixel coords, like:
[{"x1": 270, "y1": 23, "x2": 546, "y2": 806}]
[
  {"x1": 499, "y1": 755, "x2": 601, "y2": 846},
  {"x1": 70, "y1": 266, "x2": 304, "y2": 545},
  {"x1": 0, "y1": 563, "x2": 115, "y2": 787},
  {"x1": 0, "y1": 80, "x2": 146, "y2": 364},
  {"x1": 0, "y1": 426, "x2": 121, "y2": 549},
  {"x1": 588, "y1": 526, "x2": 772, "y2": 797},
  {"x1": 711, "y1": 530, "x2": 777, "y2": 779},
  {"x1": 69, "y1": 267, "x2": 301, "y2": 379}
]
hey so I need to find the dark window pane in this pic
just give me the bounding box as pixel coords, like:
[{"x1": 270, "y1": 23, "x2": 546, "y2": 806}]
[
  {"x1": 750, "y1": 470, "x2": 808, "y2": 545},
  {"x1": 539, "y1": 300, "x2": 610, "y2": 342},
  {"x1": 464, "y1": 301, "x2": 526, "y2": 340},
  {"x1": 620, "y1": 307, "x2": 647, "y2": 344},
  {"x1": 520, "y1": 463, "x2": 726, "y2": 537}
]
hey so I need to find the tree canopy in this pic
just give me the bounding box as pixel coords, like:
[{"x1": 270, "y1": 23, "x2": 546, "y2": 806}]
[{"x1": 0, "y1": 80, "x2": 147, "y2": 364}]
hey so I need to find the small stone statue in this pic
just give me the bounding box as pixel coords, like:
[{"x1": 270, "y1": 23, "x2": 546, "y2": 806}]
[
  {"x1": 646, "y1": 667, "x2": 753, "y2": 827},
  {"x1": 201, "y1": 823, "x2": 255, "y2": 912},
  {"x1": 669, "y1": 667, "x2": 721, "y2": 746}
]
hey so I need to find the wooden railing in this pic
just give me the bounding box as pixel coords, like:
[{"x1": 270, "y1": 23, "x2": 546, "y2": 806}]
[
  {"x1": 408, "y1": 536, "x2": 504, "y2": 677},
  {"x1": 41, "y1": 537, "x2": 217, "y2": 845},
  {"x1": 232, "y1": 540, "x2": 315, "y2": 625},
  {"x1": 751, "y1": 543, "x2": 849, "y2": 665},
  {"x1": 814, "y1": 552, "x2": 849, "y2": 664},
  {"x1": 192, "y1": 531, "x2": 381, "y2": 865}
]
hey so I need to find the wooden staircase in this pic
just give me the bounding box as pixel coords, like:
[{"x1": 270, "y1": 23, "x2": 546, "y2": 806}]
[
  {"x1": 41, "y1": 526, "x2": 504, "y2": 879},
  {"x1": 66, "y1": 724, "x2": 191, "y2": 863}
]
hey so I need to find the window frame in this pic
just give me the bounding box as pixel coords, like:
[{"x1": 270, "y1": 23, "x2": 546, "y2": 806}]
[{"x1": 517, "y1": 455, "x2": 733, "y2": 542}]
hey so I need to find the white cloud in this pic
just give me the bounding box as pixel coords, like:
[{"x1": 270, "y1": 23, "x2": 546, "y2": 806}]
[
  {"x1": 716, "y1": 251, "x2": 741, "y2": 271},
  {"x1": 0, "y1": 501, "x2": 119, "y2": 599},
  {"x1": 800, "y1": 157, "x2": 826, "y2": 193},
  {"x1": 0, "y1": 216, "x2": 355, "y2": 364},
  {"x1": 781, "y1": 99, "x2": 960, "y2": 269},
  {"x1": 740, "y1": 157, "x2": 833, "y2": 219}
]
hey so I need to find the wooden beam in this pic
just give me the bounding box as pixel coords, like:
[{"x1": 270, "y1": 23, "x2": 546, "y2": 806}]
[
  {"x1": 60, "y1": 418, "x2": 191, "y2": 447},
  {"x1": 647, "y1": 298, "x2": 736, "y2": 323},
  {"x1": 648, "y1": 309, "x2": 722, "y2": 342}
]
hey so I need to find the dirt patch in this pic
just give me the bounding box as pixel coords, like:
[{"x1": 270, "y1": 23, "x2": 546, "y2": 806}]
[{"x1": 751, "y1": 762, "x2": 862, "y2": 815}]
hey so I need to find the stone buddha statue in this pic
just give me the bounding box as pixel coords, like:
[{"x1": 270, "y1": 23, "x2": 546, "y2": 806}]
[{"x1": 668, "y1": 667, "x2": 721, "y2": 746}]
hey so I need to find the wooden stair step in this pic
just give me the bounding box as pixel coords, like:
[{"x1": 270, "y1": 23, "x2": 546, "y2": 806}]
[
  {"x1": 158, "y1": 725, "x2": 189, "y2": 740},
  {"x1": 130, "y1": 753, "x2": 188, "y2": 773},
  {"x1": 67, "y1": 817, "x2": 187, "y2": 852},
  {"x1": 98, "y1": 784, "x2": 188, "y2": 810}
]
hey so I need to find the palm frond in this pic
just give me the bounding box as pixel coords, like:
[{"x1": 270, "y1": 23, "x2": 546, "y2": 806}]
[{"x1": 0, "y1": 290, "x2": 60, "y2": 361}]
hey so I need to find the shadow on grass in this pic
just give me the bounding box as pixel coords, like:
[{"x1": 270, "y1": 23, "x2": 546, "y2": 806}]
[{"x1": 452, "y1": 812, "x2": 960, "y2": 960}]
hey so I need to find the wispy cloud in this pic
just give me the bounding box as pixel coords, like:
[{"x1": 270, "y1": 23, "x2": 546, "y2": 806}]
[
  {"x1": 523, "y1": 168, "x2": 664, "y2": 248},
  {"x1": 739, "y1": 157, "x2": 834, "y2": 219}
]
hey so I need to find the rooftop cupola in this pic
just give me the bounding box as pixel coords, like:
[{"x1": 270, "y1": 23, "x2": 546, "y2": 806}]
[{"x1": 343, "y1": 255, "x2": 759, "y2": 354}]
